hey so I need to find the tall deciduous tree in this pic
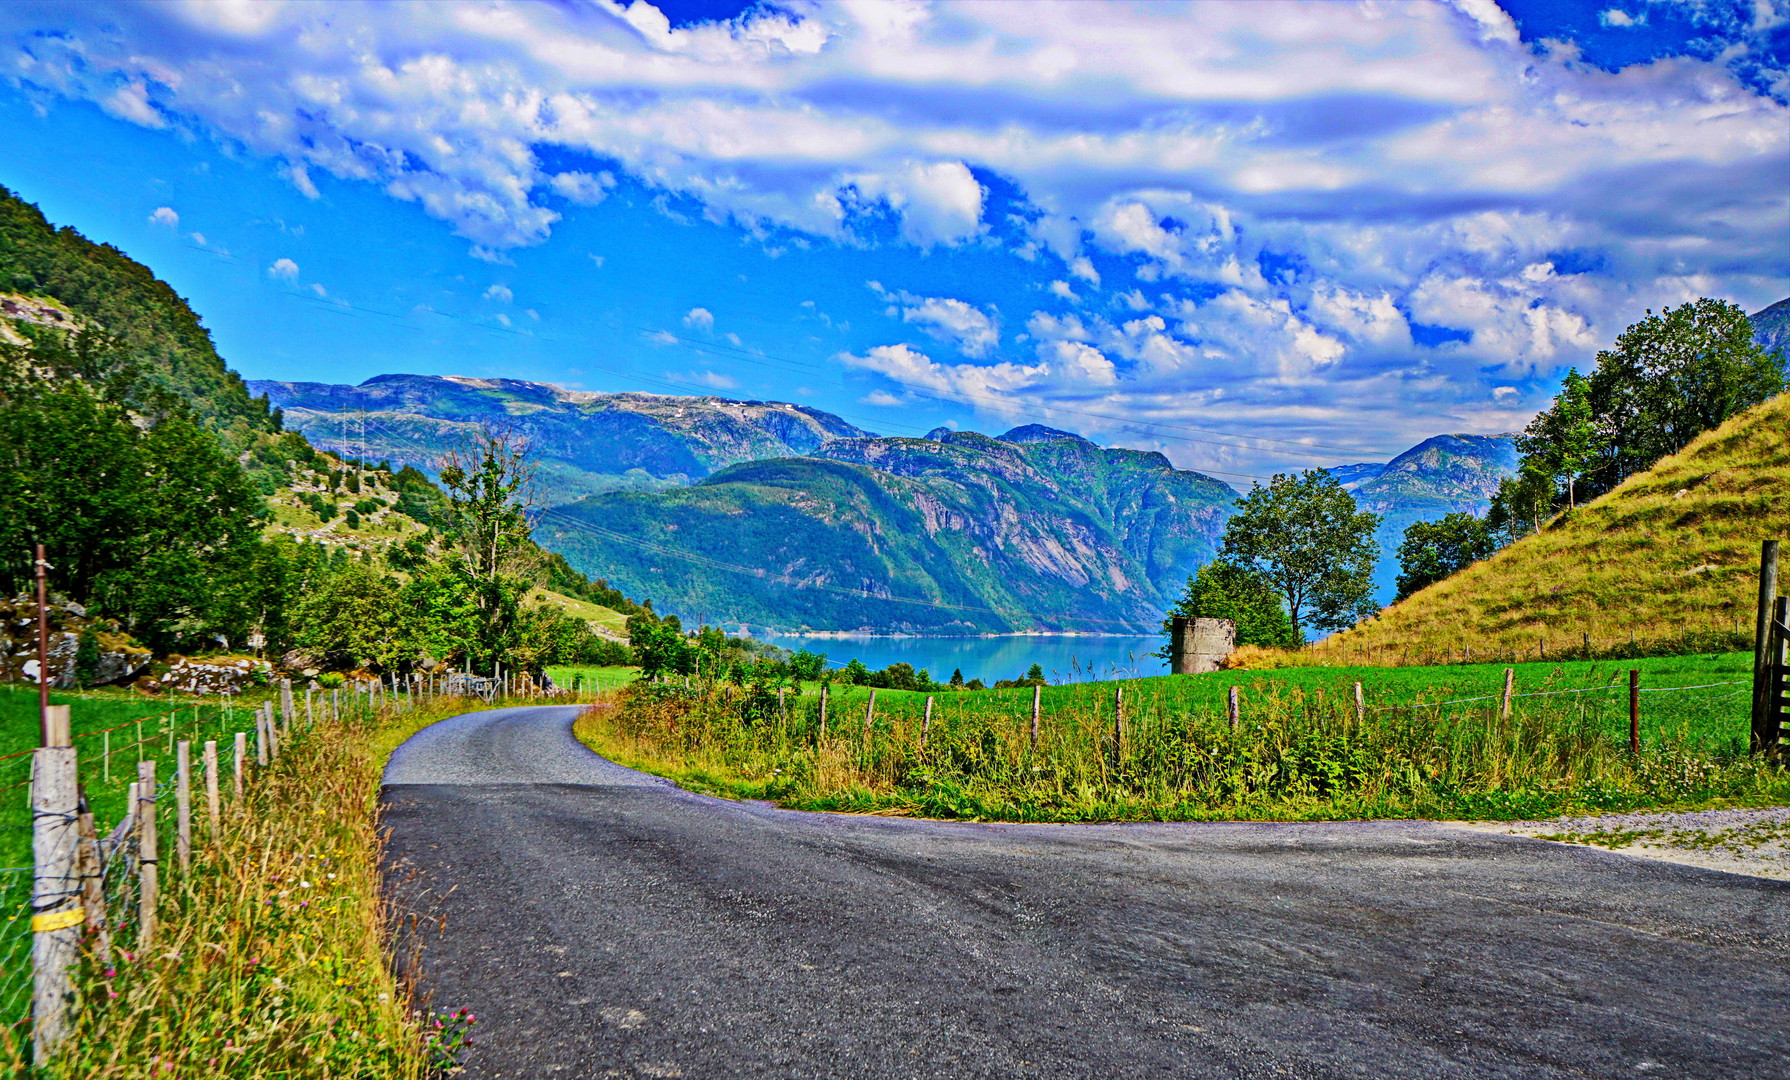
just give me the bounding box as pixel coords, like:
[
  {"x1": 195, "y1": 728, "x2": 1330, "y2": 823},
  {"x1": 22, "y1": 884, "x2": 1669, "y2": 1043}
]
[
  {"x1": 436, "y1": 425, "x2": 539, "y2": 675},
  {"x1": 1219, "y1": 470, "x2": 1380, "y2": 641}
]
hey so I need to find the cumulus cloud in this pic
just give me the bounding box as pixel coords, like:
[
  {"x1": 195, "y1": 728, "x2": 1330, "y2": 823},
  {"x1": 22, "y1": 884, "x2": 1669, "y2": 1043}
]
[
  {"x1": 4, "y1": 0, "x2": 1783, "y2": 467},
  {"x1": 683, "y1": 307, "x2": 715, "y2": 331},
  {"x1": 148, "y1": 206, "x2": 178, "y2": 228},
  {"x1": 869, "y1": 283, "x2": 1000, "y2": 357},
  {"x1": 268, "y1": 257, "x2": 299, "y2": 280},
  {"x1": 550, "y1": 170, "x2": 616, "y2": 206},
  {"x1": 484, "y1": 284, "x2": 513, "y2": 303},
  {"x1": 841, "y1": 343, "x2": 1048, "y2": 406}
]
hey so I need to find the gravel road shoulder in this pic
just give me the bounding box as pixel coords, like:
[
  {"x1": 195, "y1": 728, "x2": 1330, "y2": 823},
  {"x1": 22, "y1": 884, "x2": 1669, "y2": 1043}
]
[{"x1": 1453, "y1": 806, "x2": 1790, "y2": 880}]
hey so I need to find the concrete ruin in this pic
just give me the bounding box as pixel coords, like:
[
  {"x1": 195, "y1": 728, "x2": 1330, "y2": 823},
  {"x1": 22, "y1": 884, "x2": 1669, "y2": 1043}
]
[{"x1": 1169, "y1": 616, "x2": 1235, "y2": 674}]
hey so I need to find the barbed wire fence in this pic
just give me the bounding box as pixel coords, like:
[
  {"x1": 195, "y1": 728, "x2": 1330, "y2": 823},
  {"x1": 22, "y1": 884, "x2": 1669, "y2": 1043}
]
[
  {"x1": 3, "y1": 667, "x2": 566, "y2": 1068},
  {"x1": 0, "y1": 679, "x2": 387, "y2": 1069}
]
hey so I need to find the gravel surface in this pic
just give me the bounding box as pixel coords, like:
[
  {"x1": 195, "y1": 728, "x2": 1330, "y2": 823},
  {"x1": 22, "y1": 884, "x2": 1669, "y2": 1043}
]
[
  {"x1": 381, "y1": 705, "x2": 1790, "y2": 1080},
  {"x1": 1458, "y1": 807, "x2": 1790, "y2": 880}
]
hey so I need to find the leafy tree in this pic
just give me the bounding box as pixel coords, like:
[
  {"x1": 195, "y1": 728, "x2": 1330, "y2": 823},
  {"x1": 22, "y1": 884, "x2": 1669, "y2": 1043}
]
[
  {"x1": 788, "y1": 649, "x2": 827, "y2": 682},
  {"x1": 291, "y1": 562, "x2": 408, "y2": 671},
  {"x1": 1516, "y1": 368, "x2": 1602, "y2": 509},
  {"x1": 1394, "y1": 513, "x2": 1495, "y2": 601},
  {"x1": 1159, "y1": 560, "x2": 1298, "y2": 654},
  {"x1": 1219, "y1": 470, "x2": 1380, "y2": 641},
  {"x1": 437, "y1": 425, "x2": 538, "y2": 675},
  {"x1": 839, "y1": 658, "x2": 871, "y2": 685},
  {"x1": 948, "y1": 668, "x2": 965, "y2": 688},
  {"x1": 627, "y1": 614, "x2": 693, "y2": 680}
]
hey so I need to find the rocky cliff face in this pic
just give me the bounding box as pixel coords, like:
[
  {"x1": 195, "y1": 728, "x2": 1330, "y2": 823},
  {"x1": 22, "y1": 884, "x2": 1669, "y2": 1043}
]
[{"x1": 251, "y1": 374, "x2": 874, "y2": 504}]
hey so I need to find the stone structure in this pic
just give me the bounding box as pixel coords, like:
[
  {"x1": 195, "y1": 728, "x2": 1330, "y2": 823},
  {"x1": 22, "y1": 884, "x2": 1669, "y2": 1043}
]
[{"x1": 1170, "y1": 616, "x2": 1235, "y2": 674}]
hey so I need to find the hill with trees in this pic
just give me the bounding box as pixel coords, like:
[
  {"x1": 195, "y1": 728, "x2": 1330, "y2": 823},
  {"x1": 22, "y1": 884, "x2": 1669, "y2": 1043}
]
[
  {"x1": 0, "y1": 187, "x2": 639, "y2": 680},
  {"x1": 1288, "y1": 388, "x2": 1790, "y2": 667}
]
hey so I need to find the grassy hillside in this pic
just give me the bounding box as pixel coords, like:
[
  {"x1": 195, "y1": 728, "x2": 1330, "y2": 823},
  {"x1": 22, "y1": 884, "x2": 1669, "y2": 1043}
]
[{"x1": 1278, "y1": 392, "x2": 1790, "y2": 667}]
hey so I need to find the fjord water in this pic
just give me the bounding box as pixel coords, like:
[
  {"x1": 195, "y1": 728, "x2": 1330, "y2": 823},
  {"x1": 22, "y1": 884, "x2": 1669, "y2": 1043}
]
[{"x1": 753, "y1": 633, "x2": 1166, "y2": 685}]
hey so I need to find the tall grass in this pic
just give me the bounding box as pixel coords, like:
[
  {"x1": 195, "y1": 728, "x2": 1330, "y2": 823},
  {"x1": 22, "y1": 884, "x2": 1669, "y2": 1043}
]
[
  {"x1": 0, "y1": 686, "x2": 519, "y2": 1079},
  {"x1": 577, "y1": 674, "x2": 1789, "y2": 823}
]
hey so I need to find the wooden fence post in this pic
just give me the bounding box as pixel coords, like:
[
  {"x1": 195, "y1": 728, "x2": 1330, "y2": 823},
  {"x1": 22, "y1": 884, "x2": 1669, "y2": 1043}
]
[
  {"x1": 1353, "y1": 682, "x2": 1365, "y2": 724},
  {"x1": 1766, "y1": 596, "x2": 1789, "y2": 750},
  {"x1": 280, "y1": 678, "x2": 294, "y2": 734},
  {"x1": 306, "y1": 688, "x2": 314, "y2": 729},
  {"x1": 30, "y1": 705, "x2": 80, "y2": 1064},
  {"x1": 203, "y1": 740, "x2": 219, "y2": 833},
  {"x1": 1030, "y1": 684, "x2": 1041, "y2": 751},
  {"x1": 76, "y1": 794, "x2": 108, "y2": 963},
  {"x1": 818, "y1": 684, "x2": 828, "y2": 737},
  {"x1": 256, "y1": 712, "x2": 268, "y2": 768},
  {"x1": 864, "y1": 689, "x2": 877, "y2": 734},
  {"x1": 1753, "y1": 540, "x2": 1780, "y2": 751},
  {"x1": 922, "y1": 696, "x2": 933, "y2": 748},
  {"x1": 233, "y1": 731, "x2": 246, "y2": 798},
  {"x1": 1629, "y1": 669, "x2": 1641, "y2": 756},
  {"x1": 175, "y1": 740, "x2": 191, "y2": 872},
  {"x1": 1227, "y1": 685, "x2": 1239, "y2": 731},
  {"x1": 1113, "y1": 686, "x2": 1124, "y2": 752},
  {"x1": 137, "y1": 759, "x2": 158, "y2": 949},
  {"x1": 1501, "y1": 667, "x2": 1515, "y2": 721}
]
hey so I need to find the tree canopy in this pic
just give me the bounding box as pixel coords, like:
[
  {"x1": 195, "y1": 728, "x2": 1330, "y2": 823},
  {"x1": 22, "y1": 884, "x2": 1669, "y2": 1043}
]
[
  {"x1": 1159, "y1": 560, "x2": 1299, "y2": 654},
  {"x1": 1497, "y1": 298, "x2": 1784, "y2": 535},
  {"x1": 1219, "y1": 470, "x2": 1379, "y2": 641},
  {"x1": 1393, "y1": 513, "x2": 1495, "y2": 602}
]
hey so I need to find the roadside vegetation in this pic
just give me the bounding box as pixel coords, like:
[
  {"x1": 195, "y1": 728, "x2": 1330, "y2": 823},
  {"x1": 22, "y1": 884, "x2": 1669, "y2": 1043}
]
[
  {"x1": 0, "y1": 685, "x2": 492, "y2": 1077},
  {"x1": 576, "y1": 649, "x2": 1785, "y2": 824}
]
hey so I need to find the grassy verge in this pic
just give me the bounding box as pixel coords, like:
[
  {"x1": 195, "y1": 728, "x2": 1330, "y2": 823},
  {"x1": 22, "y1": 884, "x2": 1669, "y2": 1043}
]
[
  {"x1": 0, "y1": 686, "x2": 498, "y2": 1077},
  {"x1": 573, "y1": 658, "x2": 1787, "y2": 824}
]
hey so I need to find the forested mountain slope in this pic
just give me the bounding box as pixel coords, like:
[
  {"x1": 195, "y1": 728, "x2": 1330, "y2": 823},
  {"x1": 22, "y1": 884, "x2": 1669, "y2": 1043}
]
[
  {"x1": 0, "y1": 183, "x2": 276, "y2": 442},
  {"x1": 539, "y1": 426, "x2": 1237, "y2": 634},
  {"x1": 1293, "y1": 392, "x2": 1790, "y2": 667}
]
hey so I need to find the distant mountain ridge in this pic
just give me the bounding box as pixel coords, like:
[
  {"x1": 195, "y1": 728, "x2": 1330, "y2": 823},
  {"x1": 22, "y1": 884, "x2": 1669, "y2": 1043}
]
[
  {"x1": 539, "y1": 425, "x2": 1238, "y2": 634},
  {"x1": 252, "y1": 373, "x2": 874, "y2": 503}
]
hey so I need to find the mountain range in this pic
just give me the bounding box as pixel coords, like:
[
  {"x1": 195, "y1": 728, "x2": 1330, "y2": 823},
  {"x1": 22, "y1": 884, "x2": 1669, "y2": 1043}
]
[
  {"x1": 256, "y1": 375, "x2": 1522, "y2": 632},
  {"x1": 253, "y1": 374, "x2": 872, "y2": 503}
]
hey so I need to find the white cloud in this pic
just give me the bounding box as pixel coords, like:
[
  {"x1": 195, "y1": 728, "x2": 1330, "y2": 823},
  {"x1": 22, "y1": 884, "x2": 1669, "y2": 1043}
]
[
  {"x1": 1067, "y1": 257, "x2": 1100, "y2": 287},
  {"x1": 101, "y1": 81, "x2": 163, "y2": 128},
  {"x1": 588, "y1": 254, "x2": 606, "y2": 268},
  {"x1": 1048, "y1": 280, "x2": 1080, "y2": 303},
  {"x1": 683, "y1": 307, "x2": 715, "y2": 331},
  {"x1": 841, "y1": 343, "x2": 1048, "y2": 406},
  {"x1": 309, "y1": 282, "x2": 326, "y2": 298},
  {"x1": 861, "y1": 389, "x2": 906, "y2": 406},
  {"x1": 268, "y1": 257, "x2": 299, "y2": 280},
  {"x1": 1598, "y1": 9, "x2": 1643, "y2": 28},
  {"x1": 684, "y1": 369, "x2": 737, "y2": 390},
  {"x1": 550, "y1": 170, "x2": 616, "y2": 206},
  {"x1": 869, "y1": 283, "x2": 1000, "y2": 357},
  {"x1": 148, "y1": 206, "x2": 178, "y2": 228},
  {"x1": 484, "y1": 284, "x2": 513, "y2": 303}
]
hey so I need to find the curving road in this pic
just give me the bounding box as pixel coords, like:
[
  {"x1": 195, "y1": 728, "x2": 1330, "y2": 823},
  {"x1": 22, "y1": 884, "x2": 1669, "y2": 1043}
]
[{"x1": 380, "y1": 705, "x2": 1790, "y2": 1079}]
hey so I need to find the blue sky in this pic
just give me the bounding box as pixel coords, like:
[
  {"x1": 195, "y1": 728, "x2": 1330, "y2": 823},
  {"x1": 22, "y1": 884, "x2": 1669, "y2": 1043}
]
[{"x1": 0, "y1": 0, "x2": 1784, "y2": 481}]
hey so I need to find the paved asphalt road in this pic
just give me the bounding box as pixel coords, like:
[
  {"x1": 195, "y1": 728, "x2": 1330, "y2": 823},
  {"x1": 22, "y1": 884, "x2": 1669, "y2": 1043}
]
[{"x1": 380, "y1": 705, "x2": 1790, "y2": 1079}]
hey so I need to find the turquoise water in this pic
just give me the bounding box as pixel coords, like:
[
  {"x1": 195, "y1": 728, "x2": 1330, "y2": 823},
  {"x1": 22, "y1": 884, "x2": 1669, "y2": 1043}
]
[{"x1": 752, "y1": 633, "x2": 1166, "y2": 685}]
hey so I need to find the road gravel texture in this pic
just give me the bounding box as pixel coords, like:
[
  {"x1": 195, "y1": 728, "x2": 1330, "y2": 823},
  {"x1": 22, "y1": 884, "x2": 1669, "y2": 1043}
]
[{"x1": 380, "y1": 705, "x2": 1790, "y2": 1079}]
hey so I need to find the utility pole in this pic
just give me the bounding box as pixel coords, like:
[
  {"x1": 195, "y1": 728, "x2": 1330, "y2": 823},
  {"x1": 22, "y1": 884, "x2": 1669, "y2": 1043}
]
[{"x1": 35, "y1": 544, "x2": 51, "y2": 729}]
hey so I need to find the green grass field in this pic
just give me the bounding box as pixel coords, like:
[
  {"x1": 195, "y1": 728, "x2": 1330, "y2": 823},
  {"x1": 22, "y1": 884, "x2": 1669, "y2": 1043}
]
[
  {"x1": 577, "y1": 649, "x2": 1781, "y2": 825},
  {"x1": 802, "y1": 651, "x2": 1756, "y2": 754},
  {"x1": 546, "y1": 664, "x2": 640, "y2": 692}
]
